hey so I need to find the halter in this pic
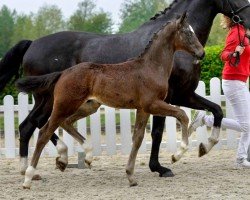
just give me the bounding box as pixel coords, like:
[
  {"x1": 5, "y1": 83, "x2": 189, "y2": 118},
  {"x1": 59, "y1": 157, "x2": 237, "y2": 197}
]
[
  {"x1": 226, "y1": 0, "x2": 250, "y2": 24},
  {"x1": 226, "y1": 0, "x2": 250, "y2": 67}
]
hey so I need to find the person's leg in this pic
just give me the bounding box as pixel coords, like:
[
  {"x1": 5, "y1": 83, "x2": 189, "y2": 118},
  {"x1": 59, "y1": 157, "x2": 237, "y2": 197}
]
[
  {"x1": 222, "y1": 80, "x2": 250, "y2": 166},
  {"x1": 190, "y1": 112, "x2": 242, "y2": 131}
]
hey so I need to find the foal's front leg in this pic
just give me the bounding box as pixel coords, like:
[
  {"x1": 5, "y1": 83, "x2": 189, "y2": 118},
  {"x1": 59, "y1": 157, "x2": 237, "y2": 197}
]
[
  {"x1": 126, "y1": 110, "x2": 149, "y2": 186},
  {"x1": 146, "y1": 100, "x2": 189, "y2": 163}
]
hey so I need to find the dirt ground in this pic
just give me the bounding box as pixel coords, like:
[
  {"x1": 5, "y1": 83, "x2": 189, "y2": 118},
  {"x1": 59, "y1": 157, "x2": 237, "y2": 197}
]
[{"x1": 0, "y1": 149, "x2": 250, "y2": 200}]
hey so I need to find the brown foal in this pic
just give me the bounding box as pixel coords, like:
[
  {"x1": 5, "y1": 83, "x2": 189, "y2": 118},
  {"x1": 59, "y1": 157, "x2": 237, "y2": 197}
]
[{"x1": 17, "y1": 13, "x2": 204, "y2": 188}]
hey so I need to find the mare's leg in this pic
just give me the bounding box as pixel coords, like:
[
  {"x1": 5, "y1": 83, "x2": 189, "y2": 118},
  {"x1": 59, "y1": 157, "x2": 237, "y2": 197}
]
[
  {"x1": 60, "y1": 100, "x2": 101, "y2": 168},
  {"x1": 126, "y1": 110, "x2": 149, "y2": 186},
  {"x1": 149, "y1": 116, "x2": 174, "y2": 177},
  {"x1": 19, "y1": 93, "x2": 48, "y2": 174},
  {"x1": 174, "y1": 92, "x2": 223, "y2": 157},
  {"x1": 146, "y1": 100, "x2": 189, "y2": 163}
]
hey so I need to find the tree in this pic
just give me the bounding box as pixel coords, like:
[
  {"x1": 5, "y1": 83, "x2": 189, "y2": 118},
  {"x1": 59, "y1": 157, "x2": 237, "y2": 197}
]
[
  {"x1": 68, "y1": 0, "x2": 113, "y2": 34},
  {"x1": 33, "y1": 5, "x2": 65, "y2": 38},
  {"x1": 207, "y1": 14, "x2": 227, "y2": 46},
  {"x1": 118, "y1": 0, "x2": 169, "y2": 33},
  {"x1": 11, "y1": 14, "x2": 36, "y2": 45},
  {"x1": 0, "y1": 5, "x2": 15, "y2": 57}
]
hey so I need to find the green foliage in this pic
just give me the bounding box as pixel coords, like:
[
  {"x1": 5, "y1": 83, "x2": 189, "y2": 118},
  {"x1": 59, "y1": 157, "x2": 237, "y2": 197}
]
[
  {"x1": 33, "y1": 5, "x2": 65, "y2": 38},
  {"x1": 118, "y1": 0, "x2": 168, "y2": 33},
  {"x1": 207, "y1": 14, "x2": 227, "y2": 46},
  {"x1": 0, "y1": 6, "x2": 15, "y2": 57},
  {"x1": 0, "y1": 80, "x2": 19, "y2": 104},
  {"x1": 68, "y1": 0, "x2": 113, "y2": 33},
  {"x1": 11, "y1": 14, "x2": 36, "y2": 44},
  {"x1": 200, "y1": 45, "x2": 224, "y2": 93}
]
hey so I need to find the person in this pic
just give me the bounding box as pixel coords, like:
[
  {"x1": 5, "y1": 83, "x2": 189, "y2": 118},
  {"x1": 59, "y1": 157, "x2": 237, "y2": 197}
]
[{"x1": 189, "y1": 15, "x2": 250, "y2": 168}]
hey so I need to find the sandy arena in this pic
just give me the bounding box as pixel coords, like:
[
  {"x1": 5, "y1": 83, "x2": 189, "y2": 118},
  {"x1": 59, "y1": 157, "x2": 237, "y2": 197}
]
[{"x1": 1, "y1": 149, "x2": 250, "y2": 200}]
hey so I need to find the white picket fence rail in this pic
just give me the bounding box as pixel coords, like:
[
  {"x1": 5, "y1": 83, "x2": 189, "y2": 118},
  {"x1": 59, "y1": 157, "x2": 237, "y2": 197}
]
[{"x1": 0, "y1": 78, "x2": 241, "y2": 158}]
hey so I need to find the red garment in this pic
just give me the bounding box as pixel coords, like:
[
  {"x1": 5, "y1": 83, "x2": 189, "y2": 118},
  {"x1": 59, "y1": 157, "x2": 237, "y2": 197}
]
[{"x1": 221, "y1": 24, "x2": 250, "y2": 82}]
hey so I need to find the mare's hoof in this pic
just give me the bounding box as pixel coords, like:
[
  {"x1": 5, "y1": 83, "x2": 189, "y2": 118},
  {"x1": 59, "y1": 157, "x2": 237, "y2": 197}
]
[
  {"x1": 56, "y1": 157, "x2": 68, "y2": 172},
  {"x1": 160, "y1": 170, "x2": 175, "y2": 177},
  {"x1": 32, "y1": 174, "x2": 42, "y2": 181},
  {"x1": 129, "y1": 182, "x2": 138, "y2": 187},
  {"x1": 171, "y1": 155, "x2": 177, "y2": 164},
  {"x1": 198, "y1": 143, "x2": 207, "y2": 157},
  {"x1": 23, "y1": 186, "x2": 31, "y2": 189}
]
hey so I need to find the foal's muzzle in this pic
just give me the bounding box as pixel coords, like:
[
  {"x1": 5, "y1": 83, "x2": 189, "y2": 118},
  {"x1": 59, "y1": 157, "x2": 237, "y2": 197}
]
[
  {"x1": 196, "y1": 51, "x2": 205, "y2": 60},
  {"x1": 193, "y1": 51, "x2": 205, "y2": 65}
]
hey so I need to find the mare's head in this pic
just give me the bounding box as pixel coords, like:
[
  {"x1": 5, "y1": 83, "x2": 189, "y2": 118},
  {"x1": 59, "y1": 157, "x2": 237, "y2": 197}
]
[
  {"x1": 173, "y1": 13, "x2": 205, "y2": 60},
  {"x1": 220, "y1": 0, "x2": 250, "y2": 29}
]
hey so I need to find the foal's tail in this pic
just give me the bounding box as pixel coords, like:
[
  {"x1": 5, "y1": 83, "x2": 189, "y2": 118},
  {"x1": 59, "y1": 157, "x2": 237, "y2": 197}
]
[
  {"x1": 0, "y1": 40, "x2": 33, "y2": 92},
  {"x1": 15, "y1": 72, "x2": 62, "y2": 94}
]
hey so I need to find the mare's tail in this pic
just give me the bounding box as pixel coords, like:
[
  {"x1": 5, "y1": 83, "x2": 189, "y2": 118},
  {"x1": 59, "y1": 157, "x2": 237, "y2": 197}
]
[
  {"x1": 15, "y1": 72, "x2": 62, "y2": 94},
  {"x1": 0, "y1": 40, "x2": 33, "y2": 92}
]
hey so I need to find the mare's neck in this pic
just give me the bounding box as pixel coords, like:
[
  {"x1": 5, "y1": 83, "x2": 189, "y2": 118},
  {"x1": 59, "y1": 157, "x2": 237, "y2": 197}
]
[{"x1": 187, "y1": 0, "x2": 218, "y2": 46}]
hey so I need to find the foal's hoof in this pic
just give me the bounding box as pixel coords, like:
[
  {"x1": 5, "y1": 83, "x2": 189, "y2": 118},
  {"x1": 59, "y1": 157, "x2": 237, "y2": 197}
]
[
  {"x1": 198, "y1": 143, "x2": 207, "y2": 157},
  {"x1": 32, "y1": 174, "x2": 42, "y2": 181},
  {"x1": 20, "y1": 171, "x2": 26, "y2": 176},
  {"x1": 160, "y1": 169, "x2": 175, "y2": 177},
  {"x1": 171, "y1": 155, "x2": 178, "y2": 164},
  {"x1": 56, "y1": 157, "x2": 68, "y2": 172},
  {"x1": 22, "y1": 183, "x2": 31, "y2": 189},
  {"x1": 85, "y1": 160, "x2": 92, "y2": 169}
]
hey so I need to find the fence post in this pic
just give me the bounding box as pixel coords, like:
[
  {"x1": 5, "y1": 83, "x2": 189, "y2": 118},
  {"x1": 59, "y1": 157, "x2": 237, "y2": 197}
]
[
  {"x1": 120, "y1": 109, "x2": 132, "y2": 154},
  {"x1": 4, "y1": 95, "x2": 15, "y2": 158},
  {"x1": 90, "y1": 108, "x2": 102, "y2": 156},
  {"x1": 210, "y1": 78, "x2": 222, "y2": 149},
  {"x1": 63, "y1": 128, "x2": 74, "y2": 156},
  {"x1": 166, "y1": 116, "x2": 177, "y2": 153},
  {"x1": 195, "y1": 81, "x2": 208, "y2": 147},
  {"x1": 104, "y1": 106, "x2": 116, "y2": 155}
]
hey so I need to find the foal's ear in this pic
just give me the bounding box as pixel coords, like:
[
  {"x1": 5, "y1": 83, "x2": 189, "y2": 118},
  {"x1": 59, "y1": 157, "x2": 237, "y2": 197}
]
[
  {"x1": 177, "y1": 11, "x2": 188, "y2": 28},
  {"x1": 180, "y1": 11, "x2": 187, "y2": 23}
]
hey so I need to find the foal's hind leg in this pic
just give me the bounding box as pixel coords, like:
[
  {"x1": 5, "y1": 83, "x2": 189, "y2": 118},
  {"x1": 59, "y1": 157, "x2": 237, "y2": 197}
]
[
  {"x1": 23, "y1": 99, "x2": 84, "y2": 189},
  {"x1": 60, "y1": 100, "x2": 101, "y2": 168},
  {"x1": 126, "y1": 109, "x2": 149, "y2": 186},
  {"x1": 33, "y1": 94, "x2": 69, "y2": 169},
  {"x1": 23, "y1": 119, "x2": 62, "y2": 189},
  {"x1": 19, "y1": 94, "x2": 67, "y2": 175},
  {"x1": 146, "y1": 100, "x2": 189, "y2": 163}
]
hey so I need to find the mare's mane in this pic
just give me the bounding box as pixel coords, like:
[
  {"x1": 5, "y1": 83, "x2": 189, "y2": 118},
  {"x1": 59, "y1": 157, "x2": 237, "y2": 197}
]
[
  {"x1": 138, "y1": 21, "x2": 171, "y2": 58},
  {"x1": 150, "y1": 0, "x2": 180, "y2": 20}
]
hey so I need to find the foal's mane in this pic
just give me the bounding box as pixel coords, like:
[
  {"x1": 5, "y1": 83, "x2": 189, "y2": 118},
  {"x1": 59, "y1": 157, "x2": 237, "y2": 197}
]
[
  {"x1": 138, "y1": 21, "x2": 171, "y2": 58},
  {"x1": 150, "y1": 0, "x2": 180, "y2": 21}
]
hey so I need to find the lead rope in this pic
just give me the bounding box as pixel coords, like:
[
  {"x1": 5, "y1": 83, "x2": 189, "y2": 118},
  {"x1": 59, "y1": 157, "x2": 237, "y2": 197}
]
[{"x1": 229, "y1": 23, "x2": 246, "y2": 67}]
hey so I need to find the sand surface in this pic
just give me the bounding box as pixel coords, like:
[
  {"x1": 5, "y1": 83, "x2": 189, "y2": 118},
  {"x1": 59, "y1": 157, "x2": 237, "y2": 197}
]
[{"x1": 0, "y1": 149, "x2": 250, "y2": 200}]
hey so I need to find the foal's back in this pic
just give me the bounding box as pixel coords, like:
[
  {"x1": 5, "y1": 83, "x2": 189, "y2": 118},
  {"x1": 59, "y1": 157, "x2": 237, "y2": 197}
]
[{"x1": 54, "y1": 59, "x2": 168, "y2": 109}]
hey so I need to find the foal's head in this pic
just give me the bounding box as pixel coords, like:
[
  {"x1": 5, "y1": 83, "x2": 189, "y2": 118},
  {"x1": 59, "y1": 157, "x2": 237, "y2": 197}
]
[{"x1": 173, "y1": 12, "x2": 205, "y2": 60}]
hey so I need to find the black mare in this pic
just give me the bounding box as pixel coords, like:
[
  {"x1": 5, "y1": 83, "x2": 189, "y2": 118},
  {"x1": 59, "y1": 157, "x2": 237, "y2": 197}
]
[{"x1": 1, "y1": 0, "x2": 250, "y2": 177}]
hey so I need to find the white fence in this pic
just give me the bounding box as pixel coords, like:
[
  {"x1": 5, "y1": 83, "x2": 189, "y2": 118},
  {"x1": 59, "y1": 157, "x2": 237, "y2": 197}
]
[{"x1": 0, "y1": 78, "x2": 240, "y2": 158}]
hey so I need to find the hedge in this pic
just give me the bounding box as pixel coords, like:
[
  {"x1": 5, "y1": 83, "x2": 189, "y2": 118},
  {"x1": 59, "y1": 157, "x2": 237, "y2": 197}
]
[{"x1": 200, "y1": 45, "x2": 224, "y2": 94}]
